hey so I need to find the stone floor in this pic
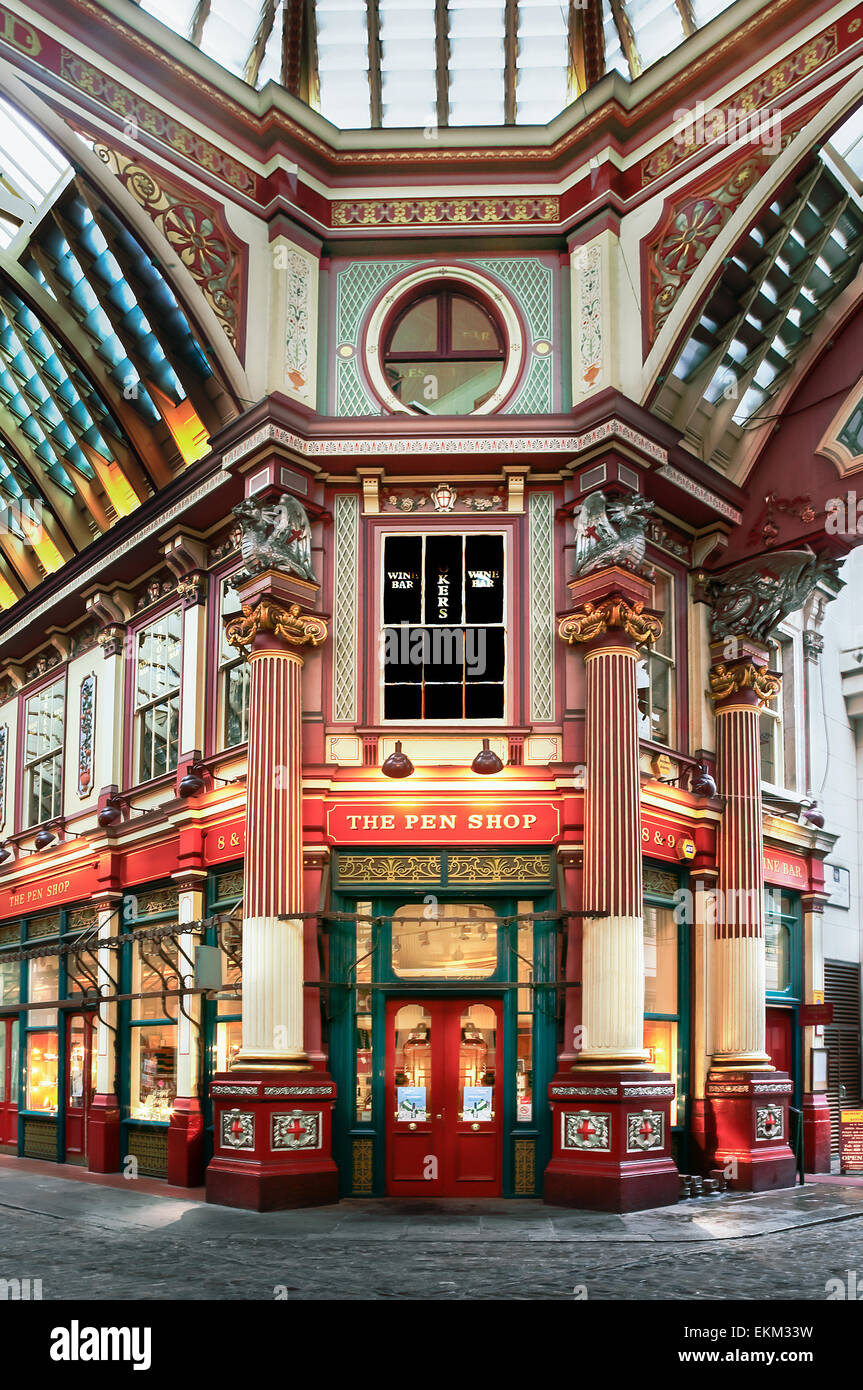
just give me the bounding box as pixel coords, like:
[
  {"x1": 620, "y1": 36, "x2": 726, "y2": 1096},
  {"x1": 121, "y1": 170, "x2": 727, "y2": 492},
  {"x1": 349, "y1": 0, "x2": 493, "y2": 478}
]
[{"x1": 1, "y1": 1159, "x2": 863, "y2": 1299}]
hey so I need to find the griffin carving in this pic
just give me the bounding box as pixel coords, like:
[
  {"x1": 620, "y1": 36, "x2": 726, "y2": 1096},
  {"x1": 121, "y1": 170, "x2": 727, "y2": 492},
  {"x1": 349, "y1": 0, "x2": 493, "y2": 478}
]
[
  {"x1": 232, "y1": 493, "x2": 316, "y2": 585},
  {"x1": 707, "y1": 550, "x2": 843, "y2": 643},
  {"x1": 572, "y1": 491, "x2": 655, "y2": 581}
]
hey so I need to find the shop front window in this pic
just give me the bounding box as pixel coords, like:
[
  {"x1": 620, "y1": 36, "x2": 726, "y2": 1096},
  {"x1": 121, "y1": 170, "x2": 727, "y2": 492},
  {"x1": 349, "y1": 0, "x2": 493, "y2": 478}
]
[
  {"x1": 131, "y1": 1024, "x2": 177, "y2": 1120},
  {"x1": 643, "y1": 902, "x2": 680, "y2": 1124},
  {"x1": 133, "y1": 937, "x2": 180, "y2": 1019},
  {"x1": 765, "y1": 889, "x2": 795, "y2": 994},
  {"x1": 0, "y1": 1021, "x2": 18, "y2": 1103},
  {"x1": 0, "y1": 957, "x2": 19, "y2": 1004},
  {"x1": 215, "y1": 1019, "x2": 242, "y2": 1072},
  {"x1": 391, "y1": 902, "x2": 497, "y2": 978},
  {"x1": 516, "y1": 905, "x2": 534, "y2": 1122},
  {"x1": 28, "y1": 955, "x2": 58, "y2": 1027},
  {"x1": 394, "y1": 1004, "x2": 432, "y2": 1118},
  {"x1": 26, "y1": 1030, "x2": 58, "y2": 1111},
  {"x1": 458, "y1": 1004, "x2": 497, "y2": 1121}
]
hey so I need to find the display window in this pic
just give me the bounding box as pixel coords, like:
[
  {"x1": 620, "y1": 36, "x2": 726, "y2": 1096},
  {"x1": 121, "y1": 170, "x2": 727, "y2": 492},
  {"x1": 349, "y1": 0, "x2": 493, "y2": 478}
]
[
  {"x1": 391, "y1": 902, "x2": 498, "y2": 979},
  {"x1": 130, "y1": 1023, "x2": 178, "y2": 1120},
  {"x1": 25, "y1": 1030, "x2": 58, "y2": 1112},
  {"x1": 643, "y1": 892, "x2": 686, "y2": 1128},
  {"x1": 28, "y1": 955, "x2": 58, "y2": 1027},
  {"x1": 0, "y1": 956, "x2": 20, "y2": 1005}
]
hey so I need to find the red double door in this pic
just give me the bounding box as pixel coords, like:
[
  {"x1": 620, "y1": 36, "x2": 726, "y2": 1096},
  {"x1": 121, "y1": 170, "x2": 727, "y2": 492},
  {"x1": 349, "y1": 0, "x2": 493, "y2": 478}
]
[
  {"x1": 0, "y1": 1018, "x2": 18, "y2": 1145},
  {"x1": 386, "y1": 997, "x2": 502, "y2": 1197}
]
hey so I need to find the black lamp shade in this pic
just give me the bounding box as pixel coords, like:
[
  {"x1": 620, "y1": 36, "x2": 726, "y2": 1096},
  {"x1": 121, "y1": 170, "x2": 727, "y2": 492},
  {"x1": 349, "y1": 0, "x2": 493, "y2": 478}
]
[
  {"x1": 471, "y1": 738, "x2": 503, "y2": 775},
  {"x1": 381, "y1": 740, "x2": 414, "y2": 778}
]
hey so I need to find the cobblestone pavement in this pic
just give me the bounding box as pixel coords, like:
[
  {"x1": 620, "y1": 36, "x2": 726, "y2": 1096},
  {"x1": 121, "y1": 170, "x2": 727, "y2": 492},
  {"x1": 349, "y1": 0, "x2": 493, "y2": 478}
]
[{"x1": 1, "y1": 1167, "x2": 862, "y2": 1300}]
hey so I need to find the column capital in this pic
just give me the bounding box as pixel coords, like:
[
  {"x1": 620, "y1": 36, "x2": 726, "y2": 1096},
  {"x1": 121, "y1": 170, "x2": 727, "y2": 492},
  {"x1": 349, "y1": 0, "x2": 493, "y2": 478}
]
[
  {"x1": 226, "y1": 595, "x2": 328, "y2": 659},
  {"x1": 559, "y1": 581, "x2": 661, "y2": 652},
  {"x1": 708, "y1": 641, "x2": 780, "y2": 709}
]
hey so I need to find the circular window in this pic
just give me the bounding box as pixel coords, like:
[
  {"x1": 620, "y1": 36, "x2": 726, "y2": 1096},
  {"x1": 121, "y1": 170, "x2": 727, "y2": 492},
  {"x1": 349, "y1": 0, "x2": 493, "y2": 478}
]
[
  {"x1": 364, "y1": 266, "x2": 523, "y2": 416},
  {"x1": 383, "y1": 289, "x2": 505, "y2": 415}
]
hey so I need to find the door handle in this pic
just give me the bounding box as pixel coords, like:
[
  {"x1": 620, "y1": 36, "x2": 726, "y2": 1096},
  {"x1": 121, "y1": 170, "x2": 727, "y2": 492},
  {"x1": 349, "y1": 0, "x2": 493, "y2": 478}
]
[{"x1": 435, "y1": 1113, "x2": 442, "y2": 1120}]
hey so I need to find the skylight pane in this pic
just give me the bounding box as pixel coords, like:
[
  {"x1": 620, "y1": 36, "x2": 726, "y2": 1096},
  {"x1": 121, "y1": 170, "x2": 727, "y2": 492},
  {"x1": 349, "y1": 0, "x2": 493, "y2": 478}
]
[
  {"x1": 516, "y1": 2, "x2": 568, "y2": 124},
  {"x1": 380, "y1": 0, "x2": 436, "y2": 128},
  {"x1": 139, "y1": 0, "x2": 197, "y2": 38},
  {"x1": 692, "y1": 0, "x2": 738, "y2": 25},
  {"x1": 626, "y1": 0, "x2": 686, "y2": 70},
  {"x1": 0, "y1": 97, "x2": 69, "y2": 208},
  {"x1": 316, "y1": 0, "x2": 369, "y2": 127},
  {"x1": 448, "y1": 0, "x2": 506, "y2": 126},
  {"x1": 256, "y1": 7, "x2": 285, "y2": 87},
  {"x1": 601, "y1": 1, "x2": 631, "y2": 78}
]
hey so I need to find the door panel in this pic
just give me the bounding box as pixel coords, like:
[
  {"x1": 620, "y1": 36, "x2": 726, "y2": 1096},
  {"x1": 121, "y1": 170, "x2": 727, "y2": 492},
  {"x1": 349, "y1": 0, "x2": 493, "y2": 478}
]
[
  {"x1": 0, "y1": 1019, "x2": 17, "y2": 1146},
  {"x1": 386, "y1": 998, "x2": 502, "y2": 1196},
  {"x1": 766, "y1": 1007, "x2": 792, "y2": 1077},
  {"x1": 65, "y1": 1013, "x2": 95, "y2": 1160}
]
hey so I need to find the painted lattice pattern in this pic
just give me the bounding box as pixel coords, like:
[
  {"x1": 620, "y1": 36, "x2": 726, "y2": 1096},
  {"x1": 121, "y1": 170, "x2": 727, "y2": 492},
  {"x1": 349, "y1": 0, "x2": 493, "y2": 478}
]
[
  {"x1": 528, "y1": 492, "x2": 555, "y2": 723},
  {"x1": 336, "y1": 356, "x2": 376, "y2": 416},
  {"x1": 511, "y1": 353, "x2": 553, "y2": 414},
  {"x1": 476, "y1": 257, "x2": 553, "y2": 340},
  {"x1": 333, "y1": 494, "x2": 360, "y2": 722},
  {"x1": 335, "y1": 259, "x2": 414, "y2": 345}
]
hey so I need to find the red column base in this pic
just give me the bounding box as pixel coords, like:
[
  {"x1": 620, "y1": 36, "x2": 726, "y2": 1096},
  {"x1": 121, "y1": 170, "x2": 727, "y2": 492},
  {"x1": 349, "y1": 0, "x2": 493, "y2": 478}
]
[
  {"x1": 705, "y1": 1069, "x2": 796, "y2": 1190},
  {"x1": 167, "y1": 1098, "x2": 205, "y2": 1187},
  {"x1": 87, "y1": 1094, "x2": 121, "y2": 1173},
  {"x1": 802, "y1": 1092, "x2": 832, "y2": 1174},
  {"x1": 543, "y1": 1070, "x2": 679, "y2": 1213},
  {"x1": 206, "y1": 1070, "x2": 339, "y2": 1212}
]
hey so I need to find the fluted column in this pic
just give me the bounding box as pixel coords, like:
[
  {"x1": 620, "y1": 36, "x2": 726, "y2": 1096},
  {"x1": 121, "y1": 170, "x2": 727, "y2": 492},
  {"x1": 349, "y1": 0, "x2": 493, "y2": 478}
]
[
  {"x1": 225, "y1": 591, "x2": 327, "y2": 1069},
  {"x1": 708, "y1": 643, "x2": 779, "y2": 1067},
  {"x1": 560, "y1": 577, "x2": 662, "y2": 1065}
]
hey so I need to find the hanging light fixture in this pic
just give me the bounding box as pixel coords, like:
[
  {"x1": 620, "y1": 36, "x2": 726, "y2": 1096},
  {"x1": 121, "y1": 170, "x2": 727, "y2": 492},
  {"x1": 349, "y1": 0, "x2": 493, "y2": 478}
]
[
  {"x1": 471, "y1": 738, "x2": 503, "y2": 775},
  {"x1": 381, "y1": 740, "x2": 414, "y2": 778},
  {"x1": 97, "y1": 794, "x2": 126, "y2": 829},
  {"x1": 34, "y1": 824, "x2": 58, "y2": 851},
  {"x1": 0, "y1": 841, "x2": 13, "y2": 864},
  {"x1": 178, "y1": 762, "x2": 207, "y2": 798}
]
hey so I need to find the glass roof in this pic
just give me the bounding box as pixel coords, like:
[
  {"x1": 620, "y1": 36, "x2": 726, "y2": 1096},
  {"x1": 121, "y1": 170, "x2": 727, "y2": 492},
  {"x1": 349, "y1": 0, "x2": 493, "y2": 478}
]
[
  {"x1": 0, "y1": 97, "x2": 222, "y2": 603},
  {"x1": 133, "y1": 0, "x2": 741, "y2": 128}
]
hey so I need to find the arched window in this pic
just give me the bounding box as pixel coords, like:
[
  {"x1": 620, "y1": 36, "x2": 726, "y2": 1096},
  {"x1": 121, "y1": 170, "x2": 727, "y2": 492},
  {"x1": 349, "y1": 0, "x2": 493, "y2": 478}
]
[{"x1": 383, "y1": 288, "x2": 506, "y2": 415}]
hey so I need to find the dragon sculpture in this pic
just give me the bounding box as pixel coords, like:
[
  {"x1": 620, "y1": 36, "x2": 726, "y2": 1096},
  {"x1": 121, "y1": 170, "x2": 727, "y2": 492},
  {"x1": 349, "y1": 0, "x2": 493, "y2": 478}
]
[
  {"x1": 232, "y1": 493, "x2": 316, "y2": 585},
  {"x1": 572, "y1": 490, "x2": 656, "y2": 581}
]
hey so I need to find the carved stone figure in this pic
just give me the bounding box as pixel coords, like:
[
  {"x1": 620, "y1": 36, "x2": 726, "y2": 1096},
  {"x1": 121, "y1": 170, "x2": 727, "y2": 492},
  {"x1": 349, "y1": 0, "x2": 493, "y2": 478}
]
[
  {"x1": 707, "y1": 550, "x2": 843, "y2": 643},
  {"x1": 232, "y1": 493, "x2": 316, "y2": 585},
  {"x1": 572, "y1": 490, "x2": 655, "y2": 580}
]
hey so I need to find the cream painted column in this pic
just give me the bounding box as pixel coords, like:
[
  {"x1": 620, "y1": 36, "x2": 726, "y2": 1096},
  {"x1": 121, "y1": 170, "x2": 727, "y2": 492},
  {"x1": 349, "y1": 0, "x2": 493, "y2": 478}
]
[
  {"x1": 226, "y1": 590, "x2": 327, "y2": 1067},
  {"x1": 708, "y1": 642, "x2": 778, "y2": 1066},
  {"x1": 174, "y1": 879, "x2": 205, "y2": 1101},
  {"x1": 559, "y1": 574, "x2": 662, "y2": 1063}
]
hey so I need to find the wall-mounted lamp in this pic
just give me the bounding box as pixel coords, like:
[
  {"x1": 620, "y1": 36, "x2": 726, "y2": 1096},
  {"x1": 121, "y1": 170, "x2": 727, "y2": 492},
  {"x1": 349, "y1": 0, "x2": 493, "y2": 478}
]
[
  {"x1": 34, "y1": 823, "x2": 60, "y2": 851},
  {"x1": 0, "y1": 841, "x2": 13, "y2": 865},
  {"x1": 97, "y1": 794, "x2": 127, "y2": 829},
  {"x1": 381, "y1": 741, "x2": 414, "y2": 778},
  {"x1": 178, "y1": 761, "x2": 208, "y2": 799},
  {"x1": 471, "y1": 738, "x2": 504, "y2": 775}
]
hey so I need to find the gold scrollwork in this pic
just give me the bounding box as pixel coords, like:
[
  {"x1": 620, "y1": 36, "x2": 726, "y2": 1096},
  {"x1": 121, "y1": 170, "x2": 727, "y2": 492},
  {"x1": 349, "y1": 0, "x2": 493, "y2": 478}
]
[
  {"x1": 558, "y1": 595, "x2": 662, "y2": 649},
  {"x1": 513, "y1": 1138, "x2": 536, "y2": 1194},
  {"x1": 709, "y1": 661, "x2": 782, "y2": 707},
  {"x1": 352, "y1": 1137, "x2": 374, "y2": 1194},
  {"x1": 337, "y1": 855, "x2": 442, "y2": 883},
  {"x1": 447, "y1": 854, "x2": 553, "y2": 882},
  {"x1": 225, "y1": 599, "x2": 328, "y2": 659}
]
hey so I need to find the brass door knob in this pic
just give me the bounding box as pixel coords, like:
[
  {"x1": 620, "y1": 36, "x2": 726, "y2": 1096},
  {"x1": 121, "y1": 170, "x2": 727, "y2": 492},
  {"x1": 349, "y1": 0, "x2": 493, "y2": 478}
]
[
  {"x1": 471, "y1": 1122, "x2": 480, "y2": 1131},
  {"x1": 435, "y1": 1113, "x2": 442, "y2": 1120},
  {"x1": 408, "y1": 1122, "x2": 416, "y2": 1130}
]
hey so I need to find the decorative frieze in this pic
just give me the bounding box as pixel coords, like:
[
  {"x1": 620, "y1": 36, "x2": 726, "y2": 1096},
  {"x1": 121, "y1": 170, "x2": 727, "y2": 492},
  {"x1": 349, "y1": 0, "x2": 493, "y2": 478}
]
[
  {"x1": 551, "y1": 1085, "x2": 617, "y2": 1097},
  {"x1": 447, "y1": 853, "x2": 554, "y2": 883},
  {"x1": 263, "y1": 1085, "x2": 335, "y2": 1097},
  {"x1": 211, "y1": 1084, "x2": 258, "y2": 1096},
  {"x1": 337, "y1": 855, "x2": 442, "y2": 883}
]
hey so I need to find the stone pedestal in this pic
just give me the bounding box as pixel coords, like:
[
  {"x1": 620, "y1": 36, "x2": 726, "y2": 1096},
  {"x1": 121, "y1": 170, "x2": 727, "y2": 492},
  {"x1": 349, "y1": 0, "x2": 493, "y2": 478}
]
[
  {"x1": 801, "y1": 1092, "x2": 832, "y2": 1174},
  {"x1": 544, "y1": 1072, "x2": 679, "y2": 1212},
  {"x1": 705, "y1": 1070, "x2": 796, "y2": 1190},
  {"x1": 207, "y1": 1072, "x2": 338, "y2": 1211}
]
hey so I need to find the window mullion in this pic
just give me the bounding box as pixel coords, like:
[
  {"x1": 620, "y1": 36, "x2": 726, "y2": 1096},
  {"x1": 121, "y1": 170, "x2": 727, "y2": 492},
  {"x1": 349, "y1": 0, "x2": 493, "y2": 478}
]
[
  {"x1": 435, "y1": 0, "x2": 450, "y2": 129},
  {"x1": 366, "y1": 0, "x2": 382, "y2": 127}
]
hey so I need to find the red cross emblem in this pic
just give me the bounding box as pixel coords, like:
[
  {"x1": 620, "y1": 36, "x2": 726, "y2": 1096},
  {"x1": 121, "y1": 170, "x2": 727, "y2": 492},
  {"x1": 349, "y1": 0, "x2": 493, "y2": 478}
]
[
  {"x1": 639, "y1": 1119, "x2": 654, "y2": 1140},
  {"x1": 230, "y1": 1118, "x2": 244, "y2": 1137},
  {"x1": 577, "y1": 1118, "x2": 596, "y2": 1140},
  {"x1": 762, "y1": 1111, "x2": 777, "y2": 1130},
  {"x1": 284, "y1": 1118, "x2": 307, "y2": 1140}
]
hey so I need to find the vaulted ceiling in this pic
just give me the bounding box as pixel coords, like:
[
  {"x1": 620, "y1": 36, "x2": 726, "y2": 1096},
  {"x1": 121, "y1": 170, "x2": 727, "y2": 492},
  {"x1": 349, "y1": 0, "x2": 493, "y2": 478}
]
[{"x1": 0, "y1": 97, "x2": 236, "y2": 606}]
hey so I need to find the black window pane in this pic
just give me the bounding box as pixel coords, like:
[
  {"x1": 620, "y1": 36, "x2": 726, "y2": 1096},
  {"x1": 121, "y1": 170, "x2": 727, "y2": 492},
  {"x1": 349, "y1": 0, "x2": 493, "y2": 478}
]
[
  {"x1": 383, "y1": 627, "x2": 424, "y2": 682},
  {"x1": 467, "y1": 628, "x2": 505, "y2": 682},
  {"x1": 425, "y1": 627, "x2": 464, "y2": 683},
  {"x1": 465, "y1": 535, "x2": 504, "y2": 623},
  {"x1": 465, "y1": 683, "x2": 505, "y2": 719},
  {"x1": 383, "y1": 537, "x2": 422, "y2": 623},
  {"x1": 424, "y1": 683, "x2": 464, "y2": 719},
  {"x1": 424, "y1": 535, "x2": 463, "y2": 624},
  {"x1": 384, "y1": 684, "x2": 422, "y2": 720}
]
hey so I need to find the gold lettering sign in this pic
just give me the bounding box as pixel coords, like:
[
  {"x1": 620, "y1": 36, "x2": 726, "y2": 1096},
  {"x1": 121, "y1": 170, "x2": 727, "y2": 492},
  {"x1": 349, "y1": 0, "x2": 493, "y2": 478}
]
[{"x1": 0, "y1": 8, "x2": 41, "y2": 57}]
